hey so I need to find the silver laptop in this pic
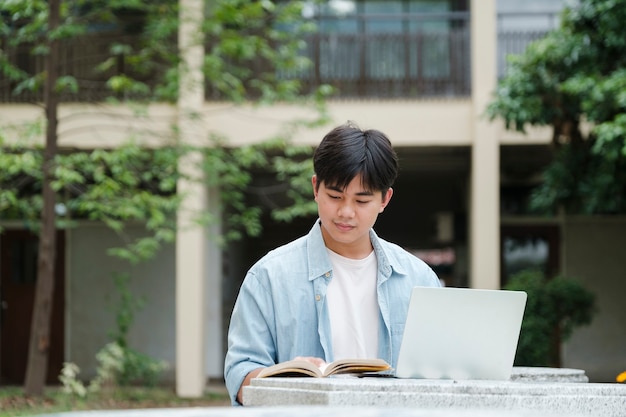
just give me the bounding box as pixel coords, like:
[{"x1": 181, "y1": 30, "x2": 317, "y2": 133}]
[{"x1": 395, "y1": 286, "x2": 527, "y2": 380}]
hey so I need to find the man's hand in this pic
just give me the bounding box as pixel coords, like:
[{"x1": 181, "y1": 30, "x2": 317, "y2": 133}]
[
  {"x1": 236, "y1": 357, "x2": 326, "y2": 405},
  {"x1": 236, "y1": 367, "x2": 263, "y2": 405}
]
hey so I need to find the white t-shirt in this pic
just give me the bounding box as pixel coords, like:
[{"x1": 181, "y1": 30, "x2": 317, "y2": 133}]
[{"x1": 326, "y1": 248, "x2": 379, "y2": 359}]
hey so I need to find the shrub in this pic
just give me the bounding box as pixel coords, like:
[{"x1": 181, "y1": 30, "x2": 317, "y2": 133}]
[
  {"x1": 59, "y1": 342, "x2": 168, "y2": 397},
  {"x1": 504, "y1": 269, "x2": 596, "y2": 367}
]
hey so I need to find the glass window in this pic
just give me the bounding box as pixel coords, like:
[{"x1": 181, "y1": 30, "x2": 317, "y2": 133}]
[
  {"x1": 501, "y1": 226, "x2": 560, "y2": 286},
  {"x1": 363, "y1": 1, "x2": 403, "y2": 33},
  {"x1": 299, "y1": 1, "x2": 468, "y2": 86},
  {"x1": 305, "y1": 0, "x2": 358, "y2": 33},
  {"x1": 408, "y1": 0, "x2": 451, "y2": 32},
  {"x1": 503, "y1": 236, "x2": 549, "y2": 278}
]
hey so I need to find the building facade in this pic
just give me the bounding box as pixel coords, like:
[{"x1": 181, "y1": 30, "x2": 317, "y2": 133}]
[{"x1": 1, "y1": 0, "x2": 625, "y2": 394}]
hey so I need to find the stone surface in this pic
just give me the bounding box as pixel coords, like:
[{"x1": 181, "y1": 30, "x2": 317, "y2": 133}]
[
  {"x1": 510, "y1": 366, "x2": 589, "y2": 383},
  {"x1": 35, "y1": 369, "x2": 621, "y2": 417},
  {"x1": 243, "y1": 371, "x2": 626, "y2": 417},
  {"x1": 37, "y1": 407, "x2": 590, "y2": 417}
]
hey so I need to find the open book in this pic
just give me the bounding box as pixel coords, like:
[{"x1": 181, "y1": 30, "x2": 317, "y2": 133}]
[{"x1": 256, "y1": 358, "x2": 391, "y2": 378}]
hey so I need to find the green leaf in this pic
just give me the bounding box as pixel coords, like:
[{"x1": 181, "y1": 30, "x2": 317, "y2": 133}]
[
  {"x1": 56, "y1": 76, "x2": 79, "y2": 94},
  {"x1": 489, "y1": 0, "x2": 626, "y2": 214}
]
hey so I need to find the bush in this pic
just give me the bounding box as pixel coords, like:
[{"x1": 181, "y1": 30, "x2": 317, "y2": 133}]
[
  {"x1": 116, "y1": 346, "x2": 168, "y2": 387},
  {"x1": 504, "y1": 269, "x2": 596, "y2": 367},
  {"x1": 59, "y1": 342, "x2": 168, "y2": 398}
]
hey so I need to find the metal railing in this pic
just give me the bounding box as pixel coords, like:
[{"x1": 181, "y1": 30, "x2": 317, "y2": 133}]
[
  {"x1": 0, "y1": 12, "x2": 557, "y2": 103},
  {"x1": 291, "y1": 29, "x2": 471, "y2": 99},
  {"x1": 497, "y1": 11, "x2": 560, "y2": 78},
  {"x1": 0, "y1": 34, "x2": 151, "y2": 103}
]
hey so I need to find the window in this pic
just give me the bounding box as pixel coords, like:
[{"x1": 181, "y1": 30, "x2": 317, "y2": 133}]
[
  {"x1": 303, "y1": 0, "x2": 468, "y2": 81},
  {"x1": 501, "y1": 225, "x2": 560, "y2": 286}
]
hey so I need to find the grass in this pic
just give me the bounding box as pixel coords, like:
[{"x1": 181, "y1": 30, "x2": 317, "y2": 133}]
[{"x1": 0, "y1": 385, "x2": 231, "y2": 417}]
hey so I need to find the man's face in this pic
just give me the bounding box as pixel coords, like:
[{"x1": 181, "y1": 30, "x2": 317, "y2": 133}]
[{"x1": 312, "y1": 175, "x2": 393, "y2": 258}]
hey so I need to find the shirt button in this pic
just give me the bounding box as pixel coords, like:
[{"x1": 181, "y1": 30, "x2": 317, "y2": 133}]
[
  {"x1": 315, "y1": 294, "x2": 321, "y2": 301},
  {"x1": 325, "y1": 272, "x2": 330, "y2": 277}
]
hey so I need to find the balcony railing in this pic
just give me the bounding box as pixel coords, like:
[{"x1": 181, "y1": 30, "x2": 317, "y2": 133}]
[
  {"x1": 0, "y1": 12, "x2": 555, "y2": 103},
  {"x1": 281, "y1": 29, "x2": 471, "y2": 99},
  {"x1": 0, "y1": 34, "x2": 149, "y2": 103},
  {"x1": 497, "y1": 11, "x2": 560, "y2": 78}
]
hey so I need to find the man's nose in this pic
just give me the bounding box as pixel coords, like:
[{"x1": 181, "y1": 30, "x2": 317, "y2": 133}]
[{"x1": 338, "y1": 201, "x2": 356, "y2": 217}]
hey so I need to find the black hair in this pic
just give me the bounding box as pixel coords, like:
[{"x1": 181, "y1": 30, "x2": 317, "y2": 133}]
[{"x1": 313, "y1": 123, "x2": 398, "y2": 196}]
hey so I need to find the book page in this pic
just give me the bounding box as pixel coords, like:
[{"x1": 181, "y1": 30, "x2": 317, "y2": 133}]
[
  {"x1": 256, "y1": 358, "x2": 391, "y2": 378},
  {"x1": 323, "y1": 358, "x2": 391, "y2": 377},
  {"x1": 257, "y1": 360, "x2": 323, "y2": 378}
]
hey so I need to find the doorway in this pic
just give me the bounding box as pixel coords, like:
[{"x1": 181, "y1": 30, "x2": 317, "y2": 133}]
[{"x1": 0, "y1": 229, "x2": 65, "y2": 385}]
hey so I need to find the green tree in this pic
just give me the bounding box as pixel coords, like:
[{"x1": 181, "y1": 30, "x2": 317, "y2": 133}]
[
  {"x1": 0, "y1": 0, "x2": 328, "y2": 395},
  {"x1": 504, "y1": 269, "x2": 595, "y2": 367},
  {"x1": 487, "y1": 0, "x2": 626, "y2": 215}
]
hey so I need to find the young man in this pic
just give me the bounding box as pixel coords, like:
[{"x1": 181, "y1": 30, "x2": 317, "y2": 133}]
[{"x1": 224, "y1": 123, "x2": 441, "y2": 405}]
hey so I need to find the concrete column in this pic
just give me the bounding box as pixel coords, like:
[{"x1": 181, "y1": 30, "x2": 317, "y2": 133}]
[
  {"x1": 469, "y1": 0, "x2": 500, "y2": 289},
  {"x1": 176, "y1": 0, "x2": 206, "y2": 397},
  {"x1": 205, "y1": 186, "x2": 223, "y2": 379}
]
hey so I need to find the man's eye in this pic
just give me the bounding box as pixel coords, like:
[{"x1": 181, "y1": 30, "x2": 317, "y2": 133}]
[{"x1": 356, "y1": 200, "x2": 371, "y2": 204}]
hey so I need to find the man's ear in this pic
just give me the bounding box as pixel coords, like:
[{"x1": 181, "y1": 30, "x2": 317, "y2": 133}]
[
  {"x1": 380, "y1": 187, "x2": 393, "y2": 212},
  {"x1": 312, "y1": 175, "x2": 318, "y2": 200}
]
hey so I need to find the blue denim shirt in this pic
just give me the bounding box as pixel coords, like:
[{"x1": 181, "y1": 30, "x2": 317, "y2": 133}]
[{"x1": 224, "y1": 220, "x2": 441, "y2": 405}]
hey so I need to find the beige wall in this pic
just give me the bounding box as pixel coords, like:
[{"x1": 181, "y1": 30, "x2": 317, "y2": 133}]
[
  {"x1": 203, "y1": 99, "x2": 476, "y2": 146},
  {"x1": 0, "y1": 103, "x2": 177, "y2": 148},
  {"x1": 1, "y1": 100, "x2": 481, "y2": 148},
  {"x1": 561, "y1": 217, "x2": 626, "y2": 382},
  {"x1": 1, "y1": 101, "x2": 552, "y2": 148},
  {"x1": 66, "y1": 224, "x2": 177, "y2": 381}
]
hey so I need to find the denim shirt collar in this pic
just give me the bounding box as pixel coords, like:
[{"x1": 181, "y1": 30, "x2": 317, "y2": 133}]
[{"x1": 306, "y1": 219, "x2": 408, "y2": 282}]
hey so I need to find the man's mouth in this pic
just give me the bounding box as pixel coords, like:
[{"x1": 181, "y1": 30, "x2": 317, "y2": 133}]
[{"x1": 335, "y1": 222, "x2": 355, "y2": 232}]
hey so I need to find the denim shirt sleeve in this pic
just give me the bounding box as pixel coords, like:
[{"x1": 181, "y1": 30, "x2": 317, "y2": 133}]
[
  {"x1": 223, "y1": 223, "x2": 332, "y2": 406},
  {"x1": 223, "y1": 270, "x2": 276, "y2": 405}
]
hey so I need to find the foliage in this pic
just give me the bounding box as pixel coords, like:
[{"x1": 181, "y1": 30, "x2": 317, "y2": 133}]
[
  {"x1": 527, "y1": 142, "x2": 626, "y2": 215},
  {"x1": 115, "y1": 346, "x2": 168, "y2": 387},
  {"x1": 59, "y1": 342, "x2": 168, "y2": 398},
  {"x1": 0, "y1": 0, "x2": 328, "y2": 244},
  {"x1": 203, "y1": 134, "x2": 317, "y2": 242},
  {"x1": 107, "y1": 273, "x2": 168, "y2": 387},
  {"x1": 91, "y1": 343, "x2": 125, "y2": 393},
  {"x1": 487, "y1": 0, "x2": 626, "y2": 215},
  {"x1": 504, "y1": 269, "x2": 596, "y2": 367},
  {"x1": 0, "y1": 133, "x2": 318, "y2": 248},
  {"x1": 109, "y1": 273, "x2": 144, "y2": 349},
  {"x1": 0, "y1": 0, "x2": 330, "y2": 102},
  {"x1": 0, "y1": 140, "x2": 181, "y2": 261},
  {"x1": 58, "y1": 362, "x2": 88, "y2": 397}
]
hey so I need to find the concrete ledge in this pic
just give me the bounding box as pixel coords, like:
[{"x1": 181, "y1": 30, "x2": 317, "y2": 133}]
[
  {"x1": 37, "y1": 406, "x2": 593, "y2": 417},
  {"x1": 243, "y1": 370, "x2": 625, "y2": 417},
  {"x1": 509, "y1": 367, "x2": 589, "y2": 383}
]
